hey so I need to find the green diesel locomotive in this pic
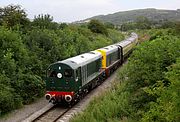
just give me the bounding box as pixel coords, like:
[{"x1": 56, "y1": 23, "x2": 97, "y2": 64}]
[{"x1": 45, "y1": 33, "x2": 138, "y2": 104}]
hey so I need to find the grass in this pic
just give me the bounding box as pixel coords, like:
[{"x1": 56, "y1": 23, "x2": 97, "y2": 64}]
[{"x1": 71, "y1": 64, "x2": 134, "y2": 122}]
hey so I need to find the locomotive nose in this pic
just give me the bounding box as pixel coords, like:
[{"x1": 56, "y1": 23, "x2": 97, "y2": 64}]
[
  {"x1": 45, "y1": 94, "x2": 52, "y2": 100},
  {"x1": 65, "y1": 95, "x2": 72, "y2": 102}
]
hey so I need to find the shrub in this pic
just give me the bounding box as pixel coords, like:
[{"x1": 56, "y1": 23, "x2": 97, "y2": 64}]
[
  {"x1": 142, "y1": 58, "x2": 180, "y2": 122},
  {"x1": 0, "y1": 84, "x2": 22, "y2": 116},
  {"x1": 88, "y1": 19, "x2": 108, "y2": 36}
]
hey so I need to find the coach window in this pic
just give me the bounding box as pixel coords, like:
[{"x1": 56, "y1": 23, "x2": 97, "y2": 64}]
[{"x1": 64, "y1": 69, "x2": 72, "y2": 77}]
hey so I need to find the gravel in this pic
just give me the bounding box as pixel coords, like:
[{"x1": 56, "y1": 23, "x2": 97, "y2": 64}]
[{"x1": 0, "y1": 97, "x2": 48, "y2": 122}]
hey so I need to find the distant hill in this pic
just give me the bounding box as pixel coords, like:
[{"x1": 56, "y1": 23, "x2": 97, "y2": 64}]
[{"x1": 79, "y1": 8, "x2": 180, "y2": 25}]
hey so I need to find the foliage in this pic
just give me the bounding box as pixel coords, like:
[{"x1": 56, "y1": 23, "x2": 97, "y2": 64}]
[
  {"x1": 88, "y1": 19, "x2": 108, "y2": 36},
  {"x1": 107, "y1": 29, "x2": 124, "y2": 43},
  {"x1": 32, "y1": 14, "x2": 58, "y2": 30},
  {"x1": 104, "y1": 22, "x2": 115, "y2": 29},
  {"x1": 160, "y1": 21, "x2": 176, "y2": 29},
  {"x1": 59, "y1": 23, "x2": 68, "y2": 30},
  {"x1": 175, "y1": 21, "x2": 180, "y2": 34},
  {"x1": 135, "y1": 16, "x2": 151, "y2": 29},
  {"x1": 0, "y1": 4, "x2": 124, "y2": 116},
  {"x1": 71, "y1": 65, "x2": 135, "y2": 122},
  {"x1": 120, "y1": 16, "x2": 152, "y2": 31},
  {"x1": 124, "y1": 30, "x2": 180, "y2": 120},
  {"x1": 0, "y1": 4, "x2": 29, "y2": 28},
  {"x1": 121, "y1": 22, "x2": 137, "y2": 31},
  {"x1": 0, "y1": 27, "x2": 45, "y2": 115},
  {"x1": 142, "y1": 58, "x2": 180, "y2": 122},
  {"x1": 128, "y1": 34, "x2": 180, "y2": 87},
  {"x1": 71, "y1": 29, "x2": 180, "y2": 122},
  {"x1": 0, "y1": 84, "x2": 22, "y2": 115}
]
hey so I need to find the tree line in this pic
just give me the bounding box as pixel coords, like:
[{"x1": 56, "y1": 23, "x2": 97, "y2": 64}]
[{"x1": 119, "y1": 16, "x2": 180, "y2": 32}]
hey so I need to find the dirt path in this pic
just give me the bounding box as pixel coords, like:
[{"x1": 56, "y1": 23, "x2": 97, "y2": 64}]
[{"x1": 0, "y1": 97, "x2": 48, "y2": 122}]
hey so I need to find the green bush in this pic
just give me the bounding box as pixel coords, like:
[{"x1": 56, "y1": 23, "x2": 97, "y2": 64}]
[
  {"x1": 108, "y1": 29, "x2": 125, "y2": 43},
  {"x1": 71, "y1": 81, "x2": 132, "y2": 122},
  {"x1": 0, "y1": 21, "x2": 124, "y2": 116},
  {"x1": 0, "y1": 5, "x2": 125, "y2": 116},
  {"x1": 12, "y1": 74, "x2": 45, "y2": 104},
  {"x1": 124, "y1": 30, "x2": 180, "y2": 119},
  {"x1": 88, "y1": 19, "x2": 108, "y2": 36},
  {"x1": 0, "y1": 84, "x2": 22, "y2": 116},
  {"x1": 71, "y1": 29, "x2": 180, "y2": 122},
  {"x1": 128, "y1": 31, "x2": 180, "y2": 87},
  {"x1": 142, "y1": 58, "x2": 180, "y2": 122}
]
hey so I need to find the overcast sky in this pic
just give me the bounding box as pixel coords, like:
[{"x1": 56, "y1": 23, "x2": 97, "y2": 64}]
[{"x1": 0, "y1": 0, "x2": 180, "y2": 22}]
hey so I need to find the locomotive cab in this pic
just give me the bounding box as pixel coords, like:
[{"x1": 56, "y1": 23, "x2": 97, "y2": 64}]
[
  {"x1": 45, "y1": 51, "x2": 103, "y2": 104},
  {"x1": 45, "y1": 62, "x2": 81, "y2": 103}
]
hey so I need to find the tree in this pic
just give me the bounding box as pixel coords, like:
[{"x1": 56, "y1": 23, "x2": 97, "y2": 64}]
[
  {"x1": 59, "y1": 23, "x2": 68, "y2": 30},
  {"x1": 104, "y1": 22, "x2": 115, "y2": 29},
  {"x1": 161, "y1": 21, "x2": 175, "y2": 29},
  {"x1": 175, "y1": 21, "x2": 180, "y2": 34},
  {"x1": 0, "y1": 4, "x2": 29, "y2": 28},
  {"x1": 136, "y1": 16, "x2": 151, "y2": 29},
  {"x1": 142, "y1": 58, "x2": 180, "y2": 122},
  {"x1": 120, "y1": 22, "x2": 137, "y2": 31},
  {"x1": 32, "y1": 14, "x2": 58, "y2": 29},
  {"x1": 88, "y1": 19, "x2": 108, "y2": 36}
]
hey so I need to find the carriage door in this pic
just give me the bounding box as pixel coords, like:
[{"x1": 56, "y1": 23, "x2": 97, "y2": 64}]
[
  {"x1": 117, "y1": 46, "x2": 123, "y2": 64},
  {"x1": 81, "y1": 66, "x2": 87, "y2": 86},
  {"x1": 75, "y1": 67, "x2": 81, "y2": 91}
]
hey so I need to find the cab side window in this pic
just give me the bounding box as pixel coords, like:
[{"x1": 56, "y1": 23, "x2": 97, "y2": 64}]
[
  {"x1": 76, "y1": 70, "x2": 78, "y2": 77},
  {"x1": 64, "y1": 69, "x2": 72, "y2": 77}
]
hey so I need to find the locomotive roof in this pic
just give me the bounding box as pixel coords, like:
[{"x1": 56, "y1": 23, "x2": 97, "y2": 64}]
[
  {"x1": 59, "y1": 51, "x2": 102, "y2": 69},
  {"x1": 97, "y1": 45, "x2": 118, "y2": 55}
]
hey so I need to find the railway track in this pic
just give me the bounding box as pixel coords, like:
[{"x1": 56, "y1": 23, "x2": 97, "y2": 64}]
[
  {"x1": 22, "y1": 104, "x2": 71, "y2": 122},
  {"x1": 32, "y1": 105, "x2": 70, "y2": 122}
]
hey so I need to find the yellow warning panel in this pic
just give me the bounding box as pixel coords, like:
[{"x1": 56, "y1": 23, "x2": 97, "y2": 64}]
[{"x1": 95, "y1": 49, "x2": 107, "y2": 68}]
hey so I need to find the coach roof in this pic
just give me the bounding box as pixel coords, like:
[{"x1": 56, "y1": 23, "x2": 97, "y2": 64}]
[{"x1": 97, "y1": 45, "x2": 118, "y2": 55}]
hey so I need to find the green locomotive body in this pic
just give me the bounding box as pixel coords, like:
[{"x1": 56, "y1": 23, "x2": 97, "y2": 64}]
[{"x1": 45, "y1": 51, "x2": 105, "y2": 103}]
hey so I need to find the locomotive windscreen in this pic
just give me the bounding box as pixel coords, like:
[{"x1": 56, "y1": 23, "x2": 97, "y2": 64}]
[{"x1": 48, "y1": 70, "x2": 57, "y2": 78}]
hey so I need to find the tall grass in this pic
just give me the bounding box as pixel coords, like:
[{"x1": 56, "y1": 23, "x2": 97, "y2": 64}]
[{"x1": 71, "y1": 65, "x2": 134, "y2": 122}]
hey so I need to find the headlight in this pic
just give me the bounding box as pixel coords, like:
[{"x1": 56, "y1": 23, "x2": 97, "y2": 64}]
[{"x1": 57, "y1": 73, "x2": 62, "y2": 78}]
